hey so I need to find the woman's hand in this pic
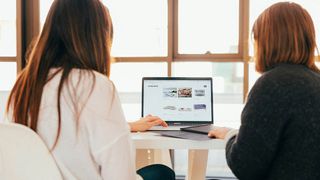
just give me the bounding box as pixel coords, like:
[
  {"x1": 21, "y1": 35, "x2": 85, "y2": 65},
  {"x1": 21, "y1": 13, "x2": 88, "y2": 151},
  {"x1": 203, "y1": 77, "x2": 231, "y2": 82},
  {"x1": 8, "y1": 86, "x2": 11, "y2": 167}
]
[
  {"x1": 129, "y1": 115, "x2": 168, "y2": 132},
  {"x1": 207, "y1": 126, "x2": 232, "y2": 139}
]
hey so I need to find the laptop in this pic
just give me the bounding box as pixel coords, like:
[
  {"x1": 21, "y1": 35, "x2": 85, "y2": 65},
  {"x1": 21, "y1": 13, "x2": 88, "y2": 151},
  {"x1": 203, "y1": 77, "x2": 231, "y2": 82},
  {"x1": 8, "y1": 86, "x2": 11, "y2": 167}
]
[{"x1": 142, "y1": 77, "x2": 214, "y2": 130}]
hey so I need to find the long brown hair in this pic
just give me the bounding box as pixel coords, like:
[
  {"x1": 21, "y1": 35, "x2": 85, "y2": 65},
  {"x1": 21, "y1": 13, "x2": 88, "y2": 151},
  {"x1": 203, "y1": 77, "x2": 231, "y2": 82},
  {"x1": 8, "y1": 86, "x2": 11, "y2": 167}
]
[
  {"x1": 6, "y1": 0, "x2": 113, "y2": 148},
  {"x1": 252, "y1": 2, "x2": 319, "y2": 73}
]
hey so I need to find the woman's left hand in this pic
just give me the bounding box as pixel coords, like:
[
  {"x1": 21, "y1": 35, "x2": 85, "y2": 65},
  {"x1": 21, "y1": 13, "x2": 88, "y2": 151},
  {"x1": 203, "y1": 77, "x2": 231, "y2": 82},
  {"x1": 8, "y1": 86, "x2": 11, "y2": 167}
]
[{"x1": 129, "y1": 115, "x2": 168, "y2": 132}]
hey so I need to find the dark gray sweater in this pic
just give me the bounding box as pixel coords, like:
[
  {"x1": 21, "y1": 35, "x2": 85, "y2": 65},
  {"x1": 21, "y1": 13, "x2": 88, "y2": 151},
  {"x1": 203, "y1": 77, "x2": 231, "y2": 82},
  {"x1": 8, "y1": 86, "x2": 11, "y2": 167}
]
[{"x1": 226, "y1": 64, "x2": 320, "y2": 180}]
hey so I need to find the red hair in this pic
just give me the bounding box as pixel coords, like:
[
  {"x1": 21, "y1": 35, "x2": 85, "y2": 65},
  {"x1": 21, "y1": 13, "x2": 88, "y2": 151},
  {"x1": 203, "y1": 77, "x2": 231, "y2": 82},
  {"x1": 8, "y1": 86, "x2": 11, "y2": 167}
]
[{"x1": 252, "y1": 2, "x2": 319, "y2": 73}]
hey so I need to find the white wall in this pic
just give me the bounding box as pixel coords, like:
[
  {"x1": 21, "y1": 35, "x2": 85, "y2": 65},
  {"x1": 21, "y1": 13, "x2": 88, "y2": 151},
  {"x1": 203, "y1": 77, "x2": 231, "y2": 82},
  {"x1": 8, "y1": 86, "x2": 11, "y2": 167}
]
[{"x1": 0, "y1": 91, "x2": 10, "y2": 121}]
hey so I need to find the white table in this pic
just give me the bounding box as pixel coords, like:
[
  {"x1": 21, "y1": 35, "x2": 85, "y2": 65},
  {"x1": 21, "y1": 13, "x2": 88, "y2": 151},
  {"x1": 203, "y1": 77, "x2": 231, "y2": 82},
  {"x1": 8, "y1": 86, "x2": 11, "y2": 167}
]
[{"x1": 132, "y1": 132, "x2": 226, "y2": 180}]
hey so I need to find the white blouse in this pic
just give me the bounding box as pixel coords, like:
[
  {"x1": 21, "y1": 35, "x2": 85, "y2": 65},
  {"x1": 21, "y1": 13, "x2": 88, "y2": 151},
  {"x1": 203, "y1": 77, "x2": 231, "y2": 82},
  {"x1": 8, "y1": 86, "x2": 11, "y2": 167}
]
[{"x1": 35, "y1": 68, "x2": 136, "y2": 180}]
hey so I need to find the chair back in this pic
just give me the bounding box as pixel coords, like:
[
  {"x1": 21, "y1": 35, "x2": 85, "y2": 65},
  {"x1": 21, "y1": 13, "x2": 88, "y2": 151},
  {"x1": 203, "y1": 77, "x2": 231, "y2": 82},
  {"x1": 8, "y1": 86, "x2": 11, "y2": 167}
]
[{"x1": 0, "y1": 123, "x2": 63, "y2": 180}]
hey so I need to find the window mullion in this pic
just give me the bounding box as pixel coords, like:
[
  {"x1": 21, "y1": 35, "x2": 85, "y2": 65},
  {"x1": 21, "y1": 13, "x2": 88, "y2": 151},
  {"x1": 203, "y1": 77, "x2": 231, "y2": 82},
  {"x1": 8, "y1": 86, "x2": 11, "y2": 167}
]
[
  {"x1": 241, "y1": 0, "x2": 250, "y2": 102},
  {"x1": 17, "y1": 0, "x2": 40, "y2": 71},
  {"x1": 167, "y1": 0, "x2": 174, "y2": 77},
  {"x1": 16, "y1": 0, "x2": 22, "y2": 72}
]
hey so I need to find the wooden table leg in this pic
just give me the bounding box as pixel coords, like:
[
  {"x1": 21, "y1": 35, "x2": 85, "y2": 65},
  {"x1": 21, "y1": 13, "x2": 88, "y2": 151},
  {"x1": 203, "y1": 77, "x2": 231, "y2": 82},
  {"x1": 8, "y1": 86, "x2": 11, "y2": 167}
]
[
  {"x1": 186, "y1": 149, "x2": 209, "y2": 180},
  {"x1": 136, "y1": 149, "x2": 152, "y2": 170},
  {"x1": 135, "y1": 149, "x2": 172, "y2": 170}
]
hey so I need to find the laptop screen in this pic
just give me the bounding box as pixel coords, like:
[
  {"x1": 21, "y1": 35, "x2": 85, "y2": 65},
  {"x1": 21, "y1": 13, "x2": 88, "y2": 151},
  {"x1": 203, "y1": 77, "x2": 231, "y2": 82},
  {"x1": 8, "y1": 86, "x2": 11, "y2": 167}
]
[{"x1": 142, "y1": 77, "x2": 213, "y2": 123}]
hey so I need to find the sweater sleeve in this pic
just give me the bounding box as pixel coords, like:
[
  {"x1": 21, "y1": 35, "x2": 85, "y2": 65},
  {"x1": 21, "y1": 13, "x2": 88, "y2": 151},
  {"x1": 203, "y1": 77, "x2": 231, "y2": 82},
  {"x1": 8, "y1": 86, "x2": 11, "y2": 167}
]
[{"x1": 225, "y1": 74, "x2": 292, "y2": 180}]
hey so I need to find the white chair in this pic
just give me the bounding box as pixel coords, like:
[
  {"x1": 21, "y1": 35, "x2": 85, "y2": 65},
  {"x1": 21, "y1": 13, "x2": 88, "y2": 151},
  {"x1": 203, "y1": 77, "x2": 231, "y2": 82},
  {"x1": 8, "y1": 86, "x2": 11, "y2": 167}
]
[{"x1": 0, "y1": 123, "x2": 62, "y2": 180}]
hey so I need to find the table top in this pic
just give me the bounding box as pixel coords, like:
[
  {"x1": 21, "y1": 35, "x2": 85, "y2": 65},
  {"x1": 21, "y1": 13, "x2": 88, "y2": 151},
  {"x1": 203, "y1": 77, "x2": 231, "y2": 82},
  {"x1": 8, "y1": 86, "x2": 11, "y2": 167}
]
[{"x1": 131, "y1": 131, "x2": 226, "y2": 150}]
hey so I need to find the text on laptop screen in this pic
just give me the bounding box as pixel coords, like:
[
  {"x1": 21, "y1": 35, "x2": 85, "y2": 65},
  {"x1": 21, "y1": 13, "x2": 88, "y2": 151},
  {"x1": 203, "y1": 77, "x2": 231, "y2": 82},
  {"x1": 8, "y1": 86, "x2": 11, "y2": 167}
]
[{"x1": 143, "y1": 79, "x2": 212, "y2": 122}]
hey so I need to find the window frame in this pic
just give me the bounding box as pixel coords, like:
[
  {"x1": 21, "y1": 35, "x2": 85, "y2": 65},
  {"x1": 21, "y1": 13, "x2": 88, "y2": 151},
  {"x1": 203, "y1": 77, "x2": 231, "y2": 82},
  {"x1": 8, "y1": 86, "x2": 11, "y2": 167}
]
[
  {"x1": 8, "y1": 0, "x2": 320, "y2": 177},
  {"x1": 173, "y1": 0, "x2": 244, "y2": 61},
  {"x1": 0, "y1": 0, "x2": 41, "y2": 73},
  {"x1": 15, "y1": 0, "x2": 320, "y2": 102},
  {"x1": 112, "y1": 0, "x2": 250, "y2": 101},
  {"x1": 0, "y1": 0, "x2": 22, "y2": 73}
]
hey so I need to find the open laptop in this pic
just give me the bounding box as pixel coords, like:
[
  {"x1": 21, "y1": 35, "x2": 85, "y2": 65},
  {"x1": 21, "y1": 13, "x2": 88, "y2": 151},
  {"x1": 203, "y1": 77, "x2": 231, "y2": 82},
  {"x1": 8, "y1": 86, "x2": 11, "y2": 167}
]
[{"x1": 142, "y1": 77, "x2": 214, "y2": 130}]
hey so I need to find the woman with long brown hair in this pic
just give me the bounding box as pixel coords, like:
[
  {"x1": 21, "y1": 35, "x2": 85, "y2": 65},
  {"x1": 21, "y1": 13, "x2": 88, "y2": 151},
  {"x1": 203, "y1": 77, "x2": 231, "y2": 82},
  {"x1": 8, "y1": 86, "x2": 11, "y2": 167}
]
[
  {"x1": 208, "y1": 2, "x2": 320, "y2": 179},
  {"x1": 6, "y1": 0, "x2": 175, "y2": 179}
]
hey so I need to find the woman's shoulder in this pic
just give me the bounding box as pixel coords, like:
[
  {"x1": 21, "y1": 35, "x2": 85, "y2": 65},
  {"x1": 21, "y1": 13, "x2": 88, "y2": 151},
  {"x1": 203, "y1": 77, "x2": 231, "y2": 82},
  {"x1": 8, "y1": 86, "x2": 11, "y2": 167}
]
[
  {"x1": 68, "y1": 69, "x2": 119, "y2": 116},
  {"x1": 251, "y1": 64, "x2": 320, "y2": 99},
  {"x1": 72, "y1": 69, "x2": 116, "y2": 100},
  {"x1": 46, "y1": 68, "x2": 116, "y2": 107},
  {"x1": 70, "y1": 68, "x2": 112, "y2": 84},
  {"x1": 259, "y1": 64, "x2": 319, "y2": 83}
]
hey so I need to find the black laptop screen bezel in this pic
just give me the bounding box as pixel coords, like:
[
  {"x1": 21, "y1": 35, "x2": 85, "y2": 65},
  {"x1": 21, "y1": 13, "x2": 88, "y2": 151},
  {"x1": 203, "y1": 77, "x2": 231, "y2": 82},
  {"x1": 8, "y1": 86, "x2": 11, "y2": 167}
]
[{"x1": 142, "y1": 77, "x2": 214, "y2": 124}]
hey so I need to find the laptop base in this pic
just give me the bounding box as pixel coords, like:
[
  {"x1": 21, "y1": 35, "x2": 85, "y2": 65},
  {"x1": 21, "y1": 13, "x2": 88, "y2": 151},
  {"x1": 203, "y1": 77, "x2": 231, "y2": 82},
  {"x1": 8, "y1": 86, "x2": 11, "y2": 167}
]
[{"x1": 148, "y1": 125, "x2": 190, "y2": 131}]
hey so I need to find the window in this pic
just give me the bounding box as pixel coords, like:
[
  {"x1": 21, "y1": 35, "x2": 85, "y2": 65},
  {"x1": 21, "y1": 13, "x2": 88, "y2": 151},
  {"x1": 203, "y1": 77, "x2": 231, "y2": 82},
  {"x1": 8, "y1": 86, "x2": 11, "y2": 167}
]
[
  {"x1": 0, "y1": 1, "x2": 18, "y2": 91},
  {"x1": 109, "y1": 62, "x2": 167, "y2": 120},
  {"x1": 172, "y1": 62, "x2": 243, "y2": 104},
  {"x1": 248, "y1": 62, "x2": 261, "y2": 91},
  {"x1": 104, "y1": 0, "x2": 168, "y2": 57},
  {"x1": 0, "y1": 62, "x2": 16, "y2": 91},
  {"x1": 31, "y1": 0, "x2": 320, "y2": 178},
  {"x1": 40, "y1": 0, "x2": 54, "y2": 29},
  {"x1": 0, "y1": 1, "x2": 16, "y2": 56},
  {"x1": 178, "y1": 0, "x2": 239, "y2": 54}
]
